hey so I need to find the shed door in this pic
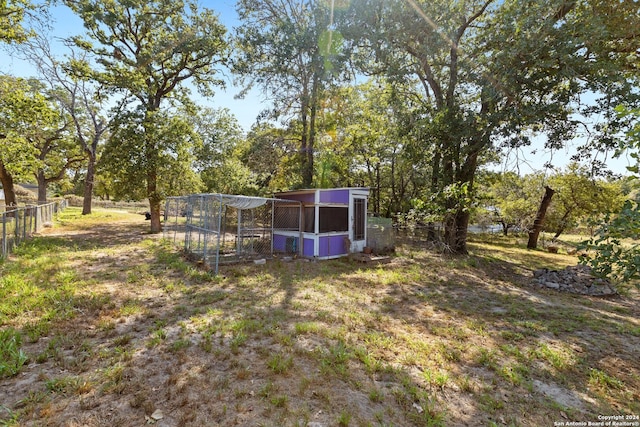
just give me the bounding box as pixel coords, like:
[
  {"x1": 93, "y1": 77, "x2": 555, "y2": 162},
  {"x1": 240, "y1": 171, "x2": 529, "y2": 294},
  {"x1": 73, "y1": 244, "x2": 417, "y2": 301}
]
[{"x1": 352, "y1": 197, "x2": 366, "y2": 252}]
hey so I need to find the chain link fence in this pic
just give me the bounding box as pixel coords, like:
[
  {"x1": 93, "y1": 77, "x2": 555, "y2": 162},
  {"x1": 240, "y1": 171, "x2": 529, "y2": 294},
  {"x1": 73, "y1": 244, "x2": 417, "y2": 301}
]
[
  {"x1": 164, "y1": 194, "x2": 302, "y2": 274},
  {"x1": 1, "y1": 200, "x2": 68, "y2": 260}
]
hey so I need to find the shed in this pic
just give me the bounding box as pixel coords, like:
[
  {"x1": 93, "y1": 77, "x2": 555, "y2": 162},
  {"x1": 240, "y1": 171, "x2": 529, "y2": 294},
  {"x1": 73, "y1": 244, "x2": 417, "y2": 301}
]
[{"x1": 273, "y1": 187, "x2": 369, "y2": 259}]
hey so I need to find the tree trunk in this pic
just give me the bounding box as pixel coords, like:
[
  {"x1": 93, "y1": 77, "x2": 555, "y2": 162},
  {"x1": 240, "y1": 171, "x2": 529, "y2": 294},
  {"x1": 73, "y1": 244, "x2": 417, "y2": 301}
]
[
  {"x1": 147, "y1": 165, "x2": 162, "y2": 233},
  {"x1": 0, "y1": 160, "x2": 17, "y2": 209},
  {"x1": 149, "y1": 197, "x2": 162, "y2": 233},
  {"x1": 82, "y1": 153, "x2": 96, "y2": 215},
  {"x1": 300, "y1": 101, "x2": 309, "y2": 188},
  {"x1": 552, "y1": 209, "x2": 573, "y2": 241},
  {"x1": 36, "y1": 170, "x2": 47, "y2": 204},
  {"x1": 448, "y1": 149, "x2": 480, "y2": 255},
  {"x1": 390, "y1": 151, "x2": 397, "y2": 212},
  {"x1": 427, "y1": 149, "x2": 441, "y2": 241},
  {"x1": 453, "y1": 209, "x2": 471, "y2": 254},
  {"x1": 303, "y1": 72, "x2": 320, "y2": 188},
  {"x1": 527, "y1": 186, "x2": 555, "y2": 249},
  {"x1": 442, "y1": 209, "x2": 471, "y2": 254},
  {"x1": 143, "y1": 108, "x2": 162, "y2": 234},
  {"x1": 552, "y1": 225, "x2": 567, "y2": 241},
  {"x1": 375, "y1": 162, "x2": 381, "y2": 215},
  {"x1": 305, "y1": 103, "x2": 316, "y2": 188},
  {"x1": 500, "y1": 221, "x2": 509, "y2": 236}
]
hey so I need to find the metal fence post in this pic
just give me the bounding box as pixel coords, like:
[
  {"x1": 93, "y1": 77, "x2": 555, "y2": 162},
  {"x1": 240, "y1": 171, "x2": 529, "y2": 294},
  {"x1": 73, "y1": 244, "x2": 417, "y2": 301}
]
[
  {"x1": 0, "y1": 201, "x2": 63, "y2": 259},
  {"x1": 20, "y1": 207, "x2": 25, "y2": 241},
  {"x1": 215, "y1": 194, "x2": 223, "y2": 275},
  {"x1": 163, "y1": 198, "x2": 171, "y2": 242},
  {"x1": 2, "y1": 212, "x2": 6, "y2": 259}
]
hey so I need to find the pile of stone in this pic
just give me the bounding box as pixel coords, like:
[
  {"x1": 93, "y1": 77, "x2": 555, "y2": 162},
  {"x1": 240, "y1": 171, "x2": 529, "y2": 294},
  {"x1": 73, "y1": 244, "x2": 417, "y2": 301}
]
[{"x1": 531, "y1": 264, "x2": 617, "y2": 296}]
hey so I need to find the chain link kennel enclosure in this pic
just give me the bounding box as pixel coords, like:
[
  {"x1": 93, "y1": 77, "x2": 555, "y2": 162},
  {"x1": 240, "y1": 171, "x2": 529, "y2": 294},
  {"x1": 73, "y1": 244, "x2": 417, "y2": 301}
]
[{"x1": 164, "y1": 194, "x2": 302, "y2": 274}]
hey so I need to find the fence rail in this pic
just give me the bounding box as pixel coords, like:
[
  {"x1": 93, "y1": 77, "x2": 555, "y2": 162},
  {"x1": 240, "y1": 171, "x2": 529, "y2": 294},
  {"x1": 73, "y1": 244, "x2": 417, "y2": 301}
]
[{"x1": 1, "y1": 200, "x2": 67, "y2": 260}]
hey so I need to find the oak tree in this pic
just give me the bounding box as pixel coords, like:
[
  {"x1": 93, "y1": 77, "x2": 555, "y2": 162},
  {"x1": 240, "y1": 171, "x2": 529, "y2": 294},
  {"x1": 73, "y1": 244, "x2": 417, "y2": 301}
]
[
  {"x1": 0, "y1": 76, "x2": 48, "y2": 206},
  {"x1": 22, "y1": 34, "x2": 109, "y2": 214},
  {"x1": 342, "y1": 0, "x2": 639, "y2": 253},
  {"x1": 233, "y1": 0, "x2": 346, "y2": 188},
  {"x1": 580, "y1": 107, "x2": 640, "y2": 285},
  {"x1": 0, "y1": 0, "x2": 34, "y2": 43},
  {"x1": 65, "y1": 0, "x2": 229, "y2": 231}
]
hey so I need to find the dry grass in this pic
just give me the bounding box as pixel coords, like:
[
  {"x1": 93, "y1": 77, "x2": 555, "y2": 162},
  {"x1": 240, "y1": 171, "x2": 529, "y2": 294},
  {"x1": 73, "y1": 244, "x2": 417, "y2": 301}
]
[{"x1": 0, "y1": 207, "x2": 638, "y2": 426}]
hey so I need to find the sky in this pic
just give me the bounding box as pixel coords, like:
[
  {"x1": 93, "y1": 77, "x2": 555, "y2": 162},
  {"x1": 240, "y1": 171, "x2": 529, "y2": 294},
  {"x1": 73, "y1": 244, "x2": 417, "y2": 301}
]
[
  {"x1": 0, "y1": 0, "x2": 266, "y2": 131},
  {"x1": 0, "y1": 1, "x2": 635, "y2": 176}
]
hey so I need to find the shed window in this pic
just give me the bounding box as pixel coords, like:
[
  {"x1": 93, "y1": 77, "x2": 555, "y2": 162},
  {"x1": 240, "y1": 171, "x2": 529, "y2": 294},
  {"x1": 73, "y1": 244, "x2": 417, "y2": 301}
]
[
  {"x1": 304, "y1": 207, "x2": 315, "y2": 233},
  {"x1": 319, "y1": 207, "x2": 348, "y2": 233},
  {"x1": 354, "y1": 198, "x2": 366, "y2": 240},
  {"x1": 274, "y1": 206, "x2": 300, "y2": 230}
]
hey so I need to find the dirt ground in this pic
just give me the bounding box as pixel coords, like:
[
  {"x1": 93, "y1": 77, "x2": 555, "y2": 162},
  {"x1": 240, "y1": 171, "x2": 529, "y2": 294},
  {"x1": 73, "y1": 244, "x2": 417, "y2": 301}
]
[{"x1": 1, "y1": 210, "x2": 639, "y2": 426}]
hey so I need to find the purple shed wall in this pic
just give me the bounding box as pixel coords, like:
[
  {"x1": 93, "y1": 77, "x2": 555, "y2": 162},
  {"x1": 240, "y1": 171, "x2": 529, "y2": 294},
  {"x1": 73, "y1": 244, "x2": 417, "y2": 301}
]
[
  {"x1": 278, "y1": 192, "x2": 315, "y2": 203},
  {"x1": 274, "y1": 188, "x2": 368, "y2": 258},
  {"x1": 273, "y1": 235, "x2": 287, "y2": 252},
  {"x1": 319, "y1": 234, "x2": 349, "y2": 257},
  {"x1": 303, "y1": 238, "x2": 315, "y2": 257},
  {"x1": 319, "y1": 189, "x2": 349, "y2": 204}
]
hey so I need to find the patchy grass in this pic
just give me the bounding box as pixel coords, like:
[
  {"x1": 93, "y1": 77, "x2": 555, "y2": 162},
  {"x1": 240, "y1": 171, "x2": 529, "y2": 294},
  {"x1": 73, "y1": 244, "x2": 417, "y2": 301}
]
[
  {"x1": 0, "y1": 207, "x2": 638, "y2": 426},
  {"x1": 0, "y1": 328, "x2": 27, "y2": 377}
]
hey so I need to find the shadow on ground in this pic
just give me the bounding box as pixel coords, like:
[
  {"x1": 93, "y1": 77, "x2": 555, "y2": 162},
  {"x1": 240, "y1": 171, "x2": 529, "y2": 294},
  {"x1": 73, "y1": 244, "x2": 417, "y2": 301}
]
[{"x1": 1, "y1": 215, "x2": 638, "y2": 426}]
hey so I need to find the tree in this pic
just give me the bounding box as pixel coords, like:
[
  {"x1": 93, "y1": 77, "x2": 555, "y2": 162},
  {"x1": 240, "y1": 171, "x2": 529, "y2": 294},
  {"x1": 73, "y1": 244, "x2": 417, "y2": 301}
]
[
  {"x1": 478, "y1": 171, "x2": 537, "y2": 236},
  {"x1": 191, "y1": 108, "x2": 255, "y2": 194},
  {"x1": 233, "y1": 0, "x2": 345, "y2": 188},
  {"x1": 65, "y1": 0, "x2": 229, "y2": 232},
  {"x1": 101, "y1": 106, "x2": 204, "y2": 203},
  {"x1": 32, "y1": 91, "x2": 85, "y2": 203},
  {"x1": 476, "y1": 167, "x2": 625, "y2": 242},
  {"x1": 93, "y1": 167, "x2": 116, "y2": 201},
  {"x1": 1, "y1": 76, "x2": 83, "y2": 204},
  {"x1": 329, "y1": 81, "x2": 428, "y2": 216},
  {"x1": 0, "y1": 0, "x2": 34, "y2": 43},
  {"x1": 527, "y1": 186, "x2": 555, "y2": 249},
  {"x1": 341, "y1": 0, "x2": 549, "y2": 252},
  {"x1": 580, "y1": 107, "x2": 640, "y2": 285},
  {"x1": 342, "y1": 0, "x2": 639, "y2": 254},
  {"x1": 580, "y1": 200, "x2": 640, "y2": 284},
  {"x1": 1, "y1": 0, "x2": 36, "y2": 207},
  {"x1": 0, "y1": 76, "x2": 49, "y2": 207},
  {"x1": 546, "y1": 164, "x2": 625, "y2": 240},
  {"x1": 241, "y1": 123, "x2": 300, "y2": 192},
  {"x1": 21, "y1": 34, "x2": 109, "y2": 214}
]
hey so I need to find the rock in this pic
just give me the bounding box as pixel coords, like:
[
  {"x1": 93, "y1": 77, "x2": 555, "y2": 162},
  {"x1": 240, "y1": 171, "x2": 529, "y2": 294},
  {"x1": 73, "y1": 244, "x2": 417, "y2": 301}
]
[
  {"x1": 530, "y1": 265, "x2": 616, "y2": 297},
  {"x1": 145, "y1": 409, "x2": 164, "y2": 425},
  {"x1": 545, "y1": 282, "x2": 560, "y2": 289},
  {"x1": 533, "y1": 269, "x2": 547, "y2": 278}
]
